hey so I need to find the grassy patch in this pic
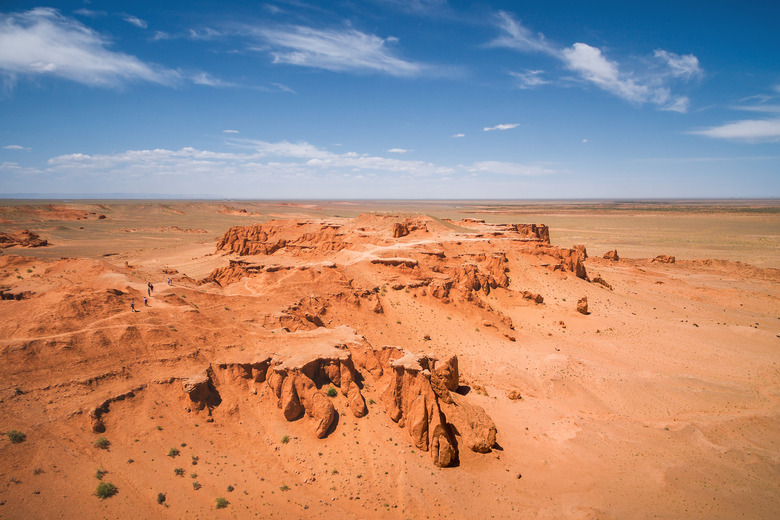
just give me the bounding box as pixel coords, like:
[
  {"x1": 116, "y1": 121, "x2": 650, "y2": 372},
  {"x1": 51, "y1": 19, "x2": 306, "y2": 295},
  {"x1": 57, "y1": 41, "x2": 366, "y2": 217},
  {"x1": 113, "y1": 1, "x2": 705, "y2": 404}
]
[
  {"x1": 326, "y1": 386, "x2": 337, "y2": 398},
  {"x1": 168, "y1": 448, "x2": 180, "y2": 457},
  {"x1": 94, "y1": 436, "x2": 110, "y2": 449},
  {"x1": 281, "y1": 435, "x2": 290, "y2": 444}
]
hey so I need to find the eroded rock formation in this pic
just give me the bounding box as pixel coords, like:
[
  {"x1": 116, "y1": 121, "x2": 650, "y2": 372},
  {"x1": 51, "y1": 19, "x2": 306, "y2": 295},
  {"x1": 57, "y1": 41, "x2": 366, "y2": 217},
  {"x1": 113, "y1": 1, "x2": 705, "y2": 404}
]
[{"x1": 0, "y1": 230, "x2": 48, "y2": 248}]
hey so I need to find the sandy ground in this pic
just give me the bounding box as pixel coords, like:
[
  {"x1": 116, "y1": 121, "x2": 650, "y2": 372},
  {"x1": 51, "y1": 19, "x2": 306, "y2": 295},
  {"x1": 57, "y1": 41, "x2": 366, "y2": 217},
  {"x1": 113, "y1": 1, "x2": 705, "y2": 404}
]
[{"x1": 0, "y1": 200, "x2": 778, "y2": 519}]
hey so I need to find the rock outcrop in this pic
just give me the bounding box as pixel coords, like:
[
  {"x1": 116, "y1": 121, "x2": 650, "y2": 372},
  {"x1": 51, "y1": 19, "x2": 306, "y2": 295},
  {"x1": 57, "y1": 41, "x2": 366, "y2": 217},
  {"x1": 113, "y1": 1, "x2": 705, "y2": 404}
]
[
  {"x1": 652, "y1": 255, "x2": 676, "y2": 264},
  {"x1": 576, "y1": 297, "x2": 589, "y2": 315},
  {"x1": 603, "y1": 250, "x2": 620, "y2": 261},
  {"x1": 352, "y1": 346, "x2": 496, "y2": 467},
  {"x1": 0, "y1": 230, "x2": 48, "y2": 248},
  {"x1": 393, "y1": 218, "x2": 428, "y2": 238},
  {"x1": 216, "y1": 220, "x2": 346, "y2": 256}
]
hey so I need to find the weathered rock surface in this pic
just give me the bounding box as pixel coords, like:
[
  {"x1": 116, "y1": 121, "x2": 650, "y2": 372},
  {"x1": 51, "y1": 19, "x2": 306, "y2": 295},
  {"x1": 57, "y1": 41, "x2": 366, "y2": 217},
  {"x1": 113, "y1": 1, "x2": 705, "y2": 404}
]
[
  {"x1": 652, "y1": 255, "x2": 676, "y2": 264},
  {"x1": 0, "y1": 230, "x2": 48, "y2": 248},
  {"x1": 577, "y1": 296, "x2": 589, "y2": 315},
  {"x1": 352, "y1": 346, "x2": 496, "y2": 467},
  {"x1": 522, "y1": 291, "x2": 544, "y2": 303},
  {"x1": 591, "y1": 275, "x2": 612, "y2": 290},
  {"x1": 603, "y1": 250, "x2": 620, "y2": 261}
]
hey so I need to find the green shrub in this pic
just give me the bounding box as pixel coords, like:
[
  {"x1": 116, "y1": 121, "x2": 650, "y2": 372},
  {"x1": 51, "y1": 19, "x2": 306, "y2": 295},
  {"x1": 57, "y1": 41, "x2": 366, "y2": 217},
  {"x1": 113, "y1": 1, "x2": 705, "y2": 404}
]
[
  {"x1": 279, "y1": 484, "x2": 290, "y2": 491},
  {"x1": 216, "y1": 497, "x2": 229, "y2": 509},
  {"x1": 157, "y1": 492, "x2": 166, "y2": 505},
  {"x1": 174, "y1": 467, "x2": 184, "y2": 476},
  {"x1": 281, "y1": 435, "x2": 290, "y2": 444},
  {"x1": 94, "y1": 436, "x2": 110, "y2": 449},
  {"x1": 326, "y1": 386, "x2": 337, "y2": 398},
  {"x1": 192, "y1": 481, "x2": 201, "y2": 490},
  {"x1": 168, "y1": 448, "x2": 180, "y2": 457},
  {"x1": 95, "y1": 468, "x2": 107, "y2": 480},
  {"x1": 95, "y1": 482, "x2": 118, "y2": 499},
  {"x1": 6, "y1": 430, "x2": 26, "y2": 443}
]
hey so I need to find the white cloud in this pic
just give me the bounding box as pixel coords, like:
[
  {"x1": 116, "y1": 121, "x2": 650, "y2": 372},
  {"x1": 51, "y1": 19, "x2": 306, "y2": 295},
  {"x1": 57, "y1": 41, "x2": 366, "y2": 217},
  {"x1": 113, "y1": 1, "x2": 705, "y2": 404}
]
[
  {"x1": 689, "y1": 118, "x2": 780, "y2": 142},
  {"x1": 253, "y1": 25, "x2": 425, "y2": 76},
  {"x1": 452, "y1": 133, "x2": 465, "y2": 138},
  {"x1": 581, "y1": 138, "x2": 588, "y2": 143},
  {"x1": 464, "y1": 161, "x2": 556, "y2": 176},
  {"x1": 490, "y1": 12, "x2": 698, "y2": 112},
  {"x1": 123, "y1": 15, "x2": 148, "y2": 29},
  {"x1": 484, "y1": 123, "x2": 519, "y2": 132},
  {"x1": 39, "y1": 141, "x2": 457, "y2": 182},
  {"x1": 188, "y1": 27, "x2": 222, "y2": 40},
  {"x1": 0, "y1": 8, "x2": 177, "y2": 88},
  {"x1": 190, "y1": 72, "x2": 235, "y2": 87},
  {"x1": 222, "y1": 129, "x2": 239, "y2": 134},
  {"x1": 387, "y1": 148, "x2": 412, "y2": 153},
  {"x1": 653, "y1": 49, "x2": 702, "y2": 81},
  {"x1": 3, "y1": 144, "x2": 30, "y2": 150},
  {"x1": 488, "y1": 11, "x2": 554, "y2": 55},
  {"x1": 510, "y1": 69, "x2": 550, "y2": 89}
]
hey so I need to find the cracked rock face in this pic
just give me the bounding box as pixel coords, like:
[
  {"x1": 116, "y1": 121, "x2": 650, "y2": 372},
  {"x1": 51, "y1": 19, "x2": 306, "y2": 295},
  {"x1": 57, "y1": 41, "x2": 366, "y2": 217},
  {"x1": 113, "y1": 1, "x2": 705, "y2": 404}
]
[{"x1": 173, "y1": 335, "x2": 496, "y2": 468}]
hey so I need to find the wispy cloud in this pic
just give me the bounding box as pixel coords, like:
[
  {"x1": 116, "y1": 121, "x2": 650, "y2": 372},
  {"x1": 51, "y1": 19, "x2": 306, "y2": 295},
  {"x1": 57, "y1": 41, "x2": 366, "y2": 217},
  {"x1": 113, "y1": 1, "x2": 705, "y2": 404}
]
[
  {"x1": 490, "y1": 12, "x2": 700, "y2": 112},
  {"x1": 464, "y1": 161, "x2": 556, "y2": 176},
  {"x1": 3, "y1": 144, "x2": 30, "y2": 150},
  {"x1": 510, "y1": 69, "x2": 550, "y2": 89},
  {"x1": 689, "y1": 118, "x2": 780, "y2": 142},
  {"x1": 452, "y1": 133, "x2": 465, "y2": 138},
  {"x1": 387, "y1": 148, "x2": 412, "y2": 153},
  {"x1": 0, "y1": 8, "x2": 240, "y2": 92},
  {"x1": 191, "y1": 72, "x2": 236, "y2": 87},
  {"x1": 252, "y1": 24, "x2": 425, "y2": 76},
  {"x1": 1, "y1": 139, "x2": 566, "y2": 196},
  {"x1": 691, "y1": 88, "x2": 780, "y2": 142},
  {"x1": 488, "y1": 11, "x2": 554, "y2": 55},
  {"x1": 188, "y1": 27, "x2": 222, "y2": 40},
  {"x1": 39, "y1": 141, "x2": 455, "y2": 181},
  {"x1": 379, "y1": 0, "x2": 448, "y2": 14},
  {"x1": 123, "y1": 14, "x2": 147, "y2": 29},
  {"x1": 484, "y1": 123, "x2": 519, "y2": 132},
  {"x1": 0, "y1": 8, "x2": 177, "y2": 88},
  {"x1": 222, "y1": 129, "x2": 239, "y2": 134}
]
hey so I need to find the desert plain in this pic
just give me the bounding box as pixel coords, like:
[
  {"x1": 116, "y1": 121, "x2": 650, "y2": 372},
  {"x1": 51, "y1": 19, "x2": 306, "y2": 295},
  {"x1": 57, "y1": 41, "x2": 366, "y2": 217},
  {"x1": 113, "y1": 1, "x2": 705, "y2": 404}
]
[{"x1": 0, "y1": 199, "x2": 778, "y2": 519}]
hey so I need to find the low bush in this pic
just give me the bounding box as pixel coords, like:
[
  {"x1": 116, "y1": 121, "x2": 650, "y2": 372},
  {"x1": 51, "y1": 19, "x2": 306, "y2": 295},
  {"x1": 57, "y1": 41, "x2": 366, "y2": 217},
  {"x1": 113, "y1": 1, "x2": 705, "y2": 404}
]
[
  {"x1": 95, "y1": 482, "x2": 117, "y2": 499},
  {"x1": 6, "y1": 430, "x2": 26, "y2": 443}
]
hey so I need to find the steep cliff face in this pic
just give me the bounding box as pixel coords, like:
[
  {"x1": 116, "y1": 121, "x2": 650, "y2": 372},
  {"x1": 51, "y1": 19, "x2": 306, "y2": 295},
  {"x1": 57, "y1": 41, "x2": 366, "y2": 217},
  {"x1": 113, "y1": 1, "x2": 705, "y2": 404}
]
[{"x1": 351, "y1": 345, "x2": 497, "y2": 467}]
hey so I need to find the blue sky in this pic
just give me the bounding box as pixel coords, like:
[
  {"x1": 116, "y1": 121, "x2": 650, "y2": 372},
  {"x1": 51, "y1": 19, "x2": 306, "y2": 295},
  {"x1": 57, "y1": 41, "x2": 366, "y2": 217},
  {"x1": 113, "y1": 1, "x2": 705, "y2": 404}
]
[{"x1": 0, "y1": 0, "x2": 778, "y2": 199}]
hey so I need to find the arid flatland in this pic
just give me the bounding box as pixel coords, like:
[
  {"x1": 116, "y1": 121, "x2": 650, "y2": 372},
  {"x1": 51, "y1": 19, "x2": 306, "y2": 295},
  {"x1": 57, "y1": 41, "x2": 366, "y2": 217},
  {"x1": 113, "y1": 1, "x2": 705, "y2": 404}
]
[{"x1": 0, "y1": 200, "x2": 778, "y2": 519}]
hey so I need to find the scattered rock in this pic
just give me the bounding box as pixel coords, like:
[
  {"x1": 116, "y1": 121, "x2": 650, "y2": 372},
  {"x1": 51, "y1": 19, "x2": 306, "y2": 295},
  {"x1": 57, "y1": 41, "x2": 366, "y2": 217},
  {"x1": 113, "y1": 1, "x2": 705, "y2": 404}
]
[
  {"x1": 591, "y1": 275, "x2": 612, "y2": 290},
  {"x1": 576, "y1": 297, "x2": 589, "y2": 315},
  {"x1": 522, "y1": 291, "x2": 544, "y2": 304}
]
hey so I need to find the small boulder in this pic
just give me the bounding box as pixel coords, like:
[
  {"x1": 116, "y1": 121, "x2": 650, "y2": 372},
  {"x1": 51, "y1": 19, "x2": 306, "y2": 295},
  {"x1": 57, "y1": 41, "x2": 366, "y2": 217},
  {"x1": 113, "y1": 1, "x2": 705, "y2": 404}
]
[
  {"x1": 603, "y1": 250, "x2": 619, "y2": 261},
  {"x1": 576, "y1": 297, "x2": 589, "y2": 315}
]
